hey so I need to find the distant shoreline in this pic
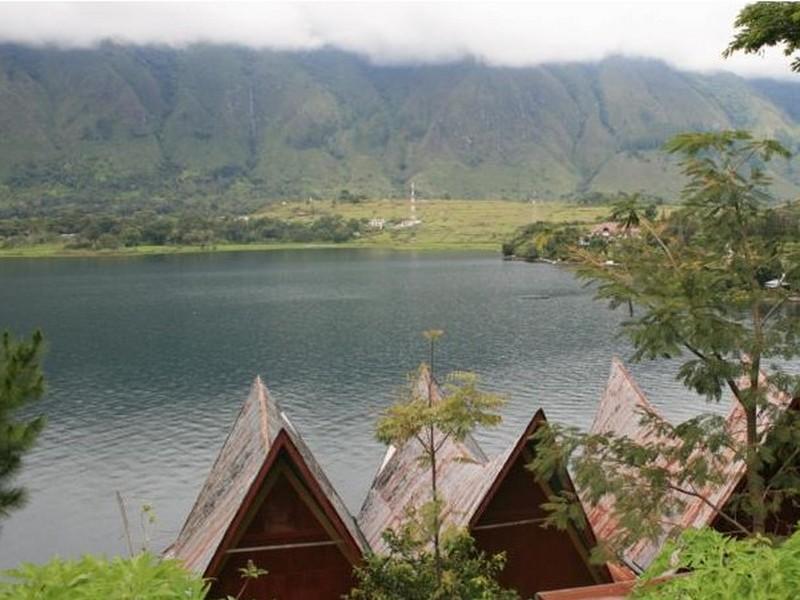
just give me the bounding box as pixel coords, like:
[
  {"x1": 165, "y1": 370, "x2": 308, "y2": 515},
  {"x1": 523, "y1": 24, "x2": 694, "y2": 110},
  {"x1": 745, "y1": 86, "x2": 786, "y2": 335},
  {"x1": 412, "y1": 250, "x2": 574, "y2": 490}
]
[{"x1": 0, "y1": 241, "x2": 501, "y2": 259}]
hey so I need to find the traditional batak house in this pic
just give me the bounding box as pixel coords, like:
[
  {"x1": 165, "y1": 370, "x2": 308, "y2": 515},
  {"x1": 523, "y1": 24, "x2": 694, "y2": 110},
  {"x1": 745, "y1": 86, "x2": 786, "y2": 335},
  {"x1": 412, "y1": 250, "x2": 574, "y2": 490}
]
[
  {"x1": 584, "y1": 357, "x2": 798, "y2": 574},
  {"x1": 166, "y1": 377, "x2": 367, "y2": 599},
  {"x1": 358, "y1": 365, "x2": 614, "y2": 598}
]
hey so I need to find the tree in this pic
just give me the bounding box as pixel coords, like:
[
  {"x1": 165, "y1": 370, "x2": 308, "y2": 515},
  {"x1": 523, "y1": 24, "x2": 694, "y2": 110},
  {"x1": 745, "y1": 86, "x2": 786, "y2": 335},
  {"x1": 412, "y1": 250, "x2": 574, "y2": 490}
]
[
  {"x1": 725, "y1": 2, "x2": 800, "y2": 73},
  {"x1": 350, "y1": 330, "x2": 513, "y2": 597},
  {"x1": 0, "y1": 331, "x2": 46, "y2": 519},
  {"x1": 530, "y1": 131, "x2": 800, "y2": 562}
]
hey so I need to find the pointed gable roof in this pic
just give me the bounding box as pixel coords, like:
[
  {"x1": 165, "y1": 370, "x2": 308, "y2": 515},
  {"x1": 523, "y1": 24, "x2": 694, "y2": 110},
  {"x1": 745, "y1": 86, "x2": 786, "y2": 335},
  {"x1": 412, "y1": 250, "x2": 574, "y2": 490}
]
[
  {"x1": 585, "y1": 357, "x2": 665, "y2": 560},
  {"x1": 357, "y1": 364, "x2": 489, "y2": 553},
  {"x1": 359, "y1": 368, "x2": 611, "y2": 590},
  {"x1": 676, "y1": 370, "x2": 795, "y2": 533},
  {"x1": 167, "y1": 376, "x2": 367, "y2": 575},
  {"x1": 466, "y1": 409, "x2": 613, "y2": 588},
  {"x1": 585, "y1": 357, "x2": 796, "y2": 571}
]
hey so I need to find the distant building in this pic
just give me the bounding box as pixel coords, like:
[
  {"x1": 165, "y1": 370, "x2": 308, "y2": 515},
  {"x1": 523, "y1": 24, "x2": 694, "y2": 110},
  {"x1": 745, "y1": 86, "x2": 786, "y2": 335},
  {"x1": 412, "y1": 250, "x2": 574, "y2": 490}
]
[
  {"x1": 367, "y1": 218, "x2": 386, "y2": 230},
  {"x1": 391, "y1": 218, "x2": 422, "y2": 230},
  {"x1": 166, "y1": 377, "x2": 367, "y2": 599},
  {"x1": 589, "y1": 222, "x2": 639, "y2": 239}
]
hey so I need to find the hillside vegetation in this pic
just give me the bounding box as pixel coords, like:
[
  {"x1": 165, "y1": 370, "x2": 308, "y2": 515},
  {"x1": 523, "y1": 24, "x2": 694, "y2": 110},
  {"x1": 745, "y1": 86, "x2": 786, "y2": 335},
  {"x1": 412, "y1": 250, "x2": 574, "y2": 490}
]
[{"x1": 2, "y1": 44, "x2": 800, "y2": 214}]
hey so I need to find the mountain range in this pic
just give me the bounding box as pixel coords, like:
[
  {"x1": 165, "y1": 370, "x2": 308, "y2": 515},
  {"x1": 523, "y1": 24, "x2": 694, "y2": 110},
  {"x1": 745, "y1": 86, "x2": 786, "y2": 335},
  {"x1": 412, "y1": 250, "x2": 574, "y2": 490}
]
[{"x1": 2, "y1": 43, "x2": 800, "y2": 207}]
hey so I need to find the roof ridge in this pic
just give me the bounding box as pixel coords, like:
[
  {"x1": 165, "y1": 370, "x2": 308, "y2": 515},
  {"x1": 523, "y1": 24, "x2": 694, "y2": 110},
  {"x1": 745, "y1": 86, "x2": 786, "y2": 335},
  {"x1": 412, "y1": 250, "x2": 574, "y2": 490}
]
[{"x1": 253, "y1": 376, "x2": 271, "y2": 451}]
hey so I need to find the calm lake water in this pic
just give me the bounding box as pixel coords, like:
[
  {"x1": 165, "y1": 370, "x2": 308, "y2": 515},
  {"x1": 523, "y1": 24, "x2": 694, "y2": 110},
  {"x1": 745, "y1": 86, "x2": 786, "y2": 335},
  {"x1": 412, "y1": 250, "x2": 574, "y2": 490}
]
[{"x1": 0, "y1": 249, "x2": 726, "y2": 568}]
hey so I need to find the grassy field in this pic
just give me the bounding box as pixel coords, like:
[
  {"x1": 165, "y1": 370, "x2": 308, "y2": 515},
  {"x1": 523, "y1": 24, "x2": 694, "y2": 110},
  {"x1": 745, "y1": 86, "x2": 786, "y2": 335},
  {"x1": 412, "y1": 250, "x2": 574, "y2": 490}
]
[
  {"x1": 0, "y1": 200, "x2": 611, "y2": 258},
  {"x1": 258, "y1": 199, "x2": 609, "y2": 249}
]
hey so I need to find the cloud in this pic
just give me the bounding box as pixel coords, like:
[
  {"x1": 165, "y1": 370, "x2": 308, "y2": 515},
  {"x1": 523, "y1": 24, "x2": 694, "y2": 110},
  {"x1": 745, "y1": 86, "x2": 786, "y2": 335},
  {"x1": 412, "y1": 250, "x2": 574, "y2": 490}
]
[{"x1": 0, "y1": 1, "x2": 795, "y2": 79}]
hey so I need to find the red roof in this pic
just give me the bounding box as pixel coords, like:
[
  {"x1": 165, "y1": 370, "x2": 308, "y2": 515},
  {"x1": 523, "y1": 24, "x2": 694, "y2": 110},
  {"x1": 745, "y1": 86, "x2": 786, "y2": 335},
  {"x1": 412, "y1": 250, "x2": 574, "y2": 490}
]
[
  {"x1": 536, "y1": 580, "x2": 636, "y2": 600},
  {"x1": 585, "y1": 357, "x2": 794, "y2": 571}
]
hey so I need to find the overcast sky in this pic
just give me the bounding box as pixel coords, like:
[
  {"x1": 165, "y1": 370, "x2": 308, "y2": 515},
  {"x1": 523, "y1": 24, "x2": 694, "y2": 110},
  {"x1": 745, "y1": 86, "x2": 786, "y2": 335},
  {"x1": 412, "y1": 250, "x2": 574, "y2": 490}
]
[{"x1": 0, "y1": 1, "x2": 795, "y2": 79}]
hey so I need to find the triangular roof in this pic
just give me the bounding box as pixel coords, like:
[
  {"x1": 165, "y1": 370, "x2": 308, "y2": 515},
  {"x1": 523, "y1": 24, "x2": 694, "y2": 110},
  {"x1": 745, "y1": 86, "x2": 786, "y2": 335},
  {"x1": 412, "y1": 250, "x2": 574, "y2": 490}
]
[
  {"x1": 167, "y1": 376, "x2": 367, "y2": 575},
  {"x1": 585, "y1": 357, "x2": 795, "y2": 571},
  {"x1": 359, "y1": 368, "x2": 611, "y2": 589},
  {"x1": 466, "y1": 409, "x2": 612, "y2": 585},
  {"x1": 584, "y1": 357, "x2": 667, "y2": 569},
  {"x1": 358, "y1": 365, "x2": 488, "y2": 552},
  {"x1": 676, "y1": 369, "x2": 795, "y2": 534}
]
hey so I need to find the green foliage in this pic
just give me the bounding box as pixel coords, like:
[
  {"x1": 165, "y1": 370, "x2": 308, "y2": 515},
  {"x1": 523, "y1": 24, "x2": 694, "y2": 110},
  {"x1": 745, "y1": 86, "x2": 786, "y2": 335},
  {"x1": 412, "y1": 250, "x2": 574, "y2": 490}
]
[
  {"x1": 726, "y1": 2, "x2": 800, "y2": 73},
  {"x1": 2, "y1": 46, "x2": 800, "y2": 205},
  {"x1": 634, "y1": 527, "x2": 800, "y2": 599},
  {"x1": 0, "y1": 553, "x2": 209, "y2": 600},
  {"x1": 530, "y1": 130, "x2": 800, "y2": 561},
  {"x1": 372, "y1": 331, "x2": 508, "y2": 590},
  {"x1": 501, "y1": 221, "x2": 584, "y2": 261},
  {"x1": 0, "y1": 330, "x2": 45, "y2": 519},
  {"x1": 0, "y1": 212, "x2": 367, "y2": 251},
  {"x1": 347, "y1": 521, "x2": 519, "y2": 600},
  {"x1": 376, "y1": 369, "x2": 505, "y2": 453}
]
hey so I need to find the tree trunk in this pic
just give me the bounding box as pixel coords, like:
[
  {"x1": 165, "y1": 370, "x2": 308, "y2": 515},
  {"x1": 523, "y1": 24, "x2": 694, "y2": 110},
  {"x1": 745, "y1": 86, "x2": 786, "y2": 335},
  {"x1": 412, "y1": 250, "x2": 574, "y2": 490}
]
[
  {"x1": 744, "y1": 402, "x2": 766, "y2": 535},
  {"x1": 430, "y1": 433, "x2": 441, "y2": 583}
]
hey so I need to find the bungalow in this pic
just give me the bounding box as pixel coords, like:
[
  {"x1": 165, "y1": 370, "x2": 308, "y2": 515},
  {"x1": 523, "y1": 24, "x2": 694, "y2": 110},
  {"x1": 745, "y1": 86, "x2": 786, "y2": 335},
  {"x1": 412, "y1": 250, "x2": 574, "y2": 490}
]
[
  {"x1": 585, "y1": 357, "x2": 798, "y2": 573},
  {"x1": 358, "y1": 365, "x2": 614, "y2": 598},
  {"x1": 166, "y1": 377, "x2": 367, "y2": 599}
]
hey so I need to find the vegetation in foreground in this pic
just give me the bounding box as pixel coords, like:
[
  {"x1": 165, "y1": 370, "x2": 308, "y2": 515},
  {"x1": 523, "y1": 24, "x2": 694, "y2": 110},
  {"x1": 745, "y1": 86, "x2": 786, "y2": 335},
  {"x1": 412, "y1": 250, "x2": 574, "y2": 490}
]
[
  {"x1": 348, "y1": 330, "x2": 518, "y2": 599},
  {"x1": 531, "y1": 130, "x2": 800, "y2": 566},
  {"x1": 0, "y1": 331, "x2": 45, "y2": 519},
  {"x1": 0, "y1": 554, "x2": 208, "y2": 600},
  {"x1": 635, "y1": 527, "x2": 800, "y2": 599}
]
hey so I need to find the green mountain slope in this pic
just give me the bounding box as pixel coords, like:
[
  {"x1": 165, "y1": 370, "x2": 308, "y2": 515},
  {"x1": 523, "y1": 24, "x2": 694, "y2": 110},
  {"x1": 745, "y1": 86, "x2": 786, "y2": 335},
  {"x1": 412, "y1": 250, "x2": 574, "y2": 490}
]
[{"x1": 2, "y1": 44, "x2": 800, "y2": 210}]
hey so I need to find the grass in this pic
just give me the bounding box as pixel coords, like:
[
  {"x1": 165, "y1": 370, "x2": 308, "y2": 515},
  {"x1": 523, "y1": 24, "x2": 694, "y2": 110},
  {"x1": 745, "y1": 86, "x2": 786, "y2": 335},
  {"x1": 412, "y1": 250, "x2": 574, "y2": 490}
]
[
  {"x1": 0, "y1": 200, "x2": 611, "y2": 258},
  {"x1": 259, "y1": 199, "x2": 608, "y2": 248}
]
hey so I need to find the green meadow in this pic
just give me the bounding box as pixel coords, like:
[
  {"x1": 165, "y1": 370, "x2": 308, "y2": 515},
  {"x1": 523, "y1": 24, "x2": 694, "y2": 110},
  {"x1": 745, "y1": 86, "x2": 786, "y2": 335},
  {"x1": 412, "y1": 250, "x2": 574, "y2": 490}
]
[{"x1": 0, "y1": 200, "x2": 610, "y2": 258}]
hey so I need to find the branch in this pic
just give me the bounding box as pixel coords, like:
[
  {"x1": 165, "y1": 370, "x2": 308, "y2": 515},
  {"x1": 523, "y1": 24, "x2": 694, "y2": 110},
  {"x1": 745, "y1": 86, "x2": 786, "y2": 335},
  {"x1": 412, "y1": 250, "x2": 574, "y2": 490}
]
[
  {"x1": 433, "y1": 431, "x2": 451, "y2": 454},
  {"x1": 413, "y1": 433, "x2": 432, "y2": 455},
  {"x1": 762, "y1": 446, "x2": 800, "y2": 500},
  {"x1": 665, "y1": 483, "x2": 751, "y2": 536},
  {"x1": 761, "y1": 295, "x2": 788, "y2": 328}
]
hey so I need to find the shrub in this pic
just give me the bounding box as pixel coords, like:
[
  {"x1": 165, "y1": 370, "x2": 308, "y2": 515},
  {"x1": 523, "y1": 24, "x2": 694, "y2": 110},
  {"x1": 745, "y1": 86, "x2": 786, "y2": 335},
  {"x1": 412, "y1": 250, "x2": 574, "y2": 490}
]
[
  {"x1": 0, "y1": 553, "x2": 209, "y2": 600},
  {"x1": 635, "y1": 527, "x2": 800, "y2": 599}
]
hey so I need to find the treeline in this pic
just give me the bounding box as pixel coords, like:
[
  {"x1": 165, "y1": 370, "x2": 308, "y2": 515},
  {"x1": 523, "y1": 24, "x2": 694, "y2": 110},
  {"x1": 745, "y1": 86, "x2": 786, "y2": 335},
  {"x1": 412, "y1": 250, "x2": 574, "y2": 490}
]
[
  {"x1": 501, "y1": 221, "x2": 587, "y2": 261},
  {"x1": 502, "y1": 201, "x2": 800, "y2": 263},
  {"x1": 0, "y1": 211, "x2": 367, "y2": 250}
]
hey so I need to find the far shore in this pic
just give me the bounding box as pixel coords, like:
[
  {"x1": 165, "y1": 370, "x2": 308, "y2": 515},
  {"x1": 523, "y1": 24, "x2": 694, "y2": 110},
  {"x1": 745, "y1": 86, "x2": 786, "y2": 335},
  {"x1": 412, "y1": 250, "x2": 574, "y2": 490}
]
[
  {"x1": 0, "y1": 199, "x2": 609, "y2": 259},
  {"x1": 0, "y1": 240, "x2": 502, "y2": 259}
]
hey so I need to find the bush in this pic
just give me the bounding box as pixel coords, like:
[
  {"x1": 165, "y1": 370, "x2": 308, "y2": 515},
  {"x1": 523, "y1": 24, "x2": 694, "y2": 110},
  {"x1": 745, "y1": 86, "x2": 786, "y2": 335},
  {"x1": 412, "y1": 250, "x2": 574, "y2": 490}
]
[
  {"x1": 348, "y1": 525, "x2": 519, "y2": 600},
  {"x1": 635, "y1": 527, "x2": 800, "y2": 599},
  {"x1": 0, "y1": 553, "x2": 209, "y2": 600}
]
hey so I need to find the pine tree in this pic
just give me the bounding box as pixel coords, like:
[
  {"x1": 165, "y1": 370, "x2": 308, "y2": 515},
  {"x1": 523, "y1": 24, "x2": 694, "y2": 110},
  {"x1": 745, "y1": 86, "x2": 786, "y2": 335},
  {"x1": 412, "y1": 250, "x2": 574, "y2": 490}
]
[{"x1": 0, "y1": 330, "x2": 46, "y2": 519}]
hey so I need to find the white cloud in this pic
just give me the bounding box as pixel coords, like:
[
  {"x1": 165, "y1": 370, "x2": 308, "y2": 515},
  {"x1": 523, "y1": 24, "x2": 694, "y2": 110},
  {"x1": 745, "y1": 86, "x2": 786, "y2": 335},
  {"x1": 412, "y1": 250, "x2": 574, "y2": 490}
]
[{"x1": 0, "y1": 1, "x2": 795, "y2": 79}]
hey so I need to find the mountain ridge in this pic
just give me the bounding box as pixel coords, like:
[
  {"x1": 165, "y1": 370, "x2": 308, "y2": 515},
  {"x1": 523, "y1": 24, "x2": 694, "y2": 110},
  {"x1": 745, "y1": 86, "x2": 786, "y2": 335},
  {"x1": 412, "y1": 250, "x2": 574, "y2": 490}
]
[{"x1": 2, "y1": 44, "x2": 800, "y2": 208}]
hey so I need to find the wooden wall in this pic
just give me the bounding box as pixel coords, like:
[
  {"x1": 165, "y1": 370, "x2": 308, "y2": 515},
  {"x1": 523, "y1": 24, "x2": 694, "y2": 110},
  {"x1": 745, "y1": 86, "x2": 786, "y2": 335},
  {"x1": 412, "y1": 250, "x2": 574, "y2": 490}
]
[
  {"x1": 471, "y1": 457, "x2": 602, "y2": 597},
  {"x1": 209, "y1": 464, "x2": 356, "y2": 599}
]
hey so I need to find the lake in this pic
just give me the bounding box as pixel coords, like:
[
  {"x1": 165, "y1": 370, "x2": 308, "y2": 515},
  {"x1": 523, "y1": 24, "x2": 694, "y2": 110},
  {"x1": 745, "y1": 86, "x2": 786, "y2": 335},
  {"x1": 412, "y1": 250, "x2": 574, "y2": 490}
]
[{"x1": 0, "y1": 249, "x2": 723, "y2": 568}]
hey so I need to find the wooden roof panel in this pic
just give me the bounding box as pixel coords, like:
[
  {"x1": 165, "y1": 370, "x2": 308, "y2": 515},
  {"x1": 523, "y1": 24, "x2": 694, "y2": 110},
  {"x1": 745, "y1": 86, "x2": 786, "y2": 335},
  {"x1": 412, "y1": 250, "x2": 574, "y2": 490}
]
[
  {"x1": 357, "y1": 365, "x2": 488, "y2": 552},
  {"x1": 166, "y1": 376, "x2": 366, "y2": 575}
]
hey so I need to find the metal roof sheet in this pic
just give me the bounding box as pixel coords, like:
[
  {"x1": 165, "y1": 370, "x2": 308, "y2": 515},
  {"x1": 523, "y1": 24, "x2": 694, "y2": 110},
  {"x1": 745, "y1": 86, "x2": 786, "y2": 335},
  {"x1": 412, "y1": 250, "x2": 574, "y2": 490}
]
[
  {"x1": 585, "y1": 357, "x2": 793, "y2": 570},
  {"x1": 166, "y1": 376, "x2": 367, "y2": 574}
]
